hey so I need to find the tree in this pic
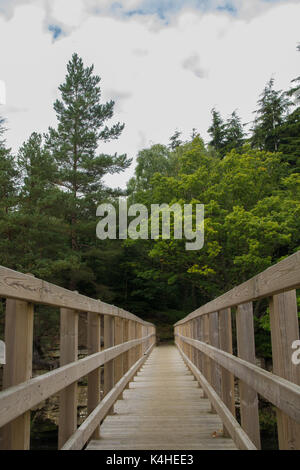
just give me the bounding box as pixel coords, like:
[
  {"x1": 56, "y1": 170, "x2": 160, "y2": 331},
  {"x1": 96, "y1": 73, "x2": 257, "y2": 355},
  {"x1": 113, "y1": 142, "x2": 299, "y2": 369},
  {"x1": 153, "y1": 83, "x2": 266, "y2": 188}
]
[
  {"x1": 0, "y1": 117, "x2": 19, "y2": 268},
  {"x1": 277, "y1": 75, "x2": 300, "y2": 170},
  {"x1": 251, "y1": 78, "x2": 291, "y2": 152},
  {"x1": 169, "y1": 130, "x2": 183, "y2": 150},
  {"x1": 16, "y1": 133, "x2": 68, "y2": 278},
  {"x1": 46, "y1": 53, "x2": 131, "y2": 253},
  {"x1": 223, "y1": 110, "x2": 245, "y2": 154},
  {"x1": 208, "y1": 108, "x2": 226, "y2": 157}
]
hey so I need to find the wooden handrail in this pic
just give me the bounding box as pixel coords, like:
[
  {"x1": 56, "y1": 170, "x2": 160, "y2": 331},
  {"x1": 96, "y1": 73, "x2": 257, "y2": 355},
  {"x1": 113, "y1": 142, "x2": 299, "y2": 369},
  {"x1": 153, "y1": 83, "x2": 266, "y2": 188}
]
[
  {"x1": 0, "y1": 265, "x2": 153, "y2": 326},
  {"x1": 175, "y1": 250, "x2": 300, "y2": 326},
  {"x1": 0, "y1": 266, "x2": 156, "y2": 450},
  {"x1": 174, "y1": 251, "x2": 300, "y2": 450},
  {"x1": 176, "y1": 334, "x2": 300, "y2": 423},
  {"x1": 0, "y1": 334, "x2": 155, "y2": 429}
]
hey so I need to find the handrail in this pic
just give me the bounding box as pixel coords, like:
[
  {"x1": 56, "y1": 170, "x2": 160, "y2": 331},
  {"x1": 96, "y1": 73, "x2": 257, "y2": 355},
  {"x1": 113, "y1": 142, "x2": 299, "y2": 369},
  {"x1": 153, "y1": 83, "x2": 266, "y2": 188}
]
[
  {"x1": 0, "y1": 334, "x2": 155, "y2": 429},
  {"x1": 0, "y1": 265, "x2": 153, "y2": 326},
  {"x1": 175, "y1": 250, "x2": 300, "y2": 326},
  {"x1": 174, "y1": 251, "x2": 300, "y2": 450},
  {"x1": 0, "y1": 266, "x2": 156, "y2": 450}
]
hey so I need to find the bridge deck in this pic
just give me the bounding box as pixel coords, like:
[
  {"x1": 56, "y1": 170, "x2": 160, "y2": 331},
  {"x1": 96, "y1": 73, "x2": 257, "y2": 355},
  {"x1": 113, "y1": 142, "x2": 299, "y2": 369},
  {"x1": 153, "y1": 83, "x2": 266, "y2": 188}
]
[{"x1": 87, "y1": 345, "x2": 237, "y2": 450}]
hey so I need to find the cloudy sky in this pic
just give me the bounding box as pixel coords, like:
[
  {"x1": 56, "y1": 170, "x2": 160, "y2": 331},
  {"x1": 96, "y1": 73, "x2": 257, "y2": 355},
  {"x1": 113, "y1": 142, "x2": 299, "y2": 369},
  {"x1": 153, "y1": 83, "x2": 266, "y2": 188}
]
[{"x1": 0, "y1": 0, "x2": 299, "y2": 188}]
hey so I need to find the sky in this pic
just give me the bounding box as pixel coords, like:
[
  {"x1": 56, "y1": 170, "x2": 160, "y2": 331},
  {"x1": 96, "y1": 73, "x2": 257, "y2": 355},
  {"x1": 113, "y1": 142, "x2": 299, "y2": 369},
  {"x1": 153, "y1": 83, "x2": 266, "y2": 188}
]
[{"x1": 0, "y1": 0, "x2": 299, "y2": 188}]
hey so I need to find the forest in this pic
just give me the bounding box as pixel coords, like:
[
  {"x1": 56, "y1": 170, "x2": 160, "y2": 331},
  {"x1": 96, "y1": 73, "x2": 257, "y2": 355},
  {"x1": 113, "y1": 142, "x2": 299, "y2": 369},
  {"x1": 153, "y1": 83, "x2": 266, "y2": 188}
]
[{"x1": 0, "y1": 50, "x2": 299, "y2": 448}]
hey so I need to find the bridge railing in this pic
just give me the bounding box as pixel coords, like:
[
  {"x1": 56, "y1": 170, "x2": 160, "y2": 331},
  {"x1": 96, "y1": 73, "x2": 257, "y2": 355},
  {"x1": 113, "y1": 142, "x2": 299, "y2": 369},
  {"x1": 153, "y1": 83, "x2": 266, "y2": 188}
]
[
  {"x1": 174, "y1": 251, "x2": 300, "y2": 450},
  {"x1": 0, "y1": 266, "x2": 156, "y2": 450}
]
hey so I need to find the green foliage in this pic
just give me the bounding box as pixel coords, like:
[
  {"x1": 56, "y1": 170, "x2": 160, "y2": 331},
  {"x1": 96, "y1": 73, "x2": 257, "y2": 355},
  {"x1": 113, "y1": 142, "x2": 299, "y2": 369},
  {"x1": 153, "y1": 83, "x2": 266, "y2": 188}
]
[
  {"x1": 0, "y1": 51, "x2": 299, "y2": 367},
  {"x1": 251, "y1": 78, "x2": 292, "y2": 152}
]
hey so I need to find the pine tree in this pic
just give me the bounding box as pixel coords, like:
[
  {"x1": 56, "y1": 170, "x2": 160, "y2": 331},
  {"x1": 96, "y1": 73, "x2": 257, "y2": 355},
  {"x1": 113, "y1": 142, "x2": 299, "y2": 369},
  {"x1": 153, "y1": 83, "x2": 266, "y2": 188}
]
[
  {"x1": 278, "y1": 76, "x2": 300, "y2": 170},
  {"x1": 46, "y1": 53, "x2": 131, "y2": 253},
  {"x1": 0, "y1": 117, "x2": 19, "y2": 267},
  {"x1": 169, "y1": 130, "x2": 183, "y2": 150},
  {"x1": 251, "y1": 78, "x2": 291, "y2": 152},
  {"x1": 208, "y1": 108, "x2": 226, "y2": 157},
  {"x1": 223, "y1": 110, "x2": 245, "y2": 154},
  {"x1": 16, "y1": 132, "x2": 69, "y2": 277},
  {"x1": 18, "y1": 132, "x2": 57, "y2": 209}
]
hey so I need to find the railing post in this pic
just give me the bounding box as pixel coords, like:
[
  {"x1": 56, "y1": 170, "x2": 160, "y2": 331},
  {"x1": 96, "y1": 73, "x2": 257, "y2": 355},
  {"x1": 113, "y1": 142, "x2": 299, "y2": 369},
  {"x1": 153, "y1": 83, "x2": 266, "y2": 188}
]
[
  {"x1": 114, "y1": 316, "x2": 124, "y2": 395},
  {"x1": 193, "y1": 320, "x2": 198, "y2": 365},
  {"x1": 138, "y1": 323, "x2": 143, "y2": 358},
  {"x1": 269, "y1": 291, "x2": 300, "y2": 450},
  {"x1": 236, "y1": 302, "x2": 261, "y2": 449},
  {"x1": 1, "y1": 299, "x2": 34, "y2": 450},
  {"x1": 123, "y1": 319, "x2": 129, "y2": 374},
  {"x1": 219, "y1": 308, "x2": 236, "y2": 436},
  {"x1": 87, "y1": 312, "x2": 101, "y2": 440},
  {"x1": 196, "y1": 317, "x2": 202, "y2": 374},
  {"x1": 203, "y1": 314, "x2": 211, "y2": 385},
  {"x1": 58, "y1": 307, "x2": 78, "y2": 449},
  {"x1": 209, "y1": 312, "x2": 222, "y2": 412},
  {"x1": 104, "y1": 314, "x2": 114, "y2": 415},
  {"x1": 128, "y1": 320, "x2": 135, "y2": 368},
  {"x1": 199, "y1": 316, "x2": 208, "y2": 398}
]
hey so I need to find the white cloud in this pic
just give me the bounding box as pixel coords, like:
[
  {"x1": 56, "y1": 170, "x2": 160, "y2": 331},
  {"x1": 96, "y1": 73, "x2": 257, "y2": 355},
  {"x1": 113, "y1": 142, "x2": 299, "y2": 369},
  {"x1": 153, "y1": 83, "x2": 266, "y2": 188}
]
[
  {"x1": 0, "y1": 80, "x2": 6, "y2": 104},
  {"x1": 0, "y1": 1, "x2": 299, "y2": 189}
]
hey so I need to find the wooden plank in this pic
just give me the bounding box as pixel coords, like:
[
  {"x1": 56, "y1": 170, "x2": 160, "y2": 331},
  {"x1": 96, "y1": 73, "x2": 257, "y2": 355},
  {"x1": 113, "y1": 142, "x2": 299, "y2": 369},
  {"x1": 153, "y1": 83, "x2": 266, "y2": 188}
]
[
  {"x1": 269, "y1": 291, "x2": 300, "y2": 450},
  {"x1": 209, "y1": 312, "x2": 222, "y2": 413},
  {"x1": 236, "y1": 303, "x2": 261, "y2": 449},
  {"x1": 87, "y1": 345, "x2": 237, "y2": 451},
  {"x1": 123, "y1": 319, "x2": 129, "y2": 374},
  {"x1": 104, "y1": 315, "x2": 114, "y2": 416},
  {"x1": 203, "y1": 315, "x2": 211, "y2": 385},
  {"x1": 114, "y1": 316, "x2": 124, "y2": 384},
  {"x1": 87, "y1": 312, "x2": 101, "y2": 440},
  {"x1": 176, "y1": 334, "x2": 300, "y2": 424},
  {"x1": 175, "y1": 251, "x2": 300, "y2": 326},
  {"x1": 178, "y1": 344, "x2": 256, "y2": 450},
  {"x1": 219, "y1": 308, "x2": 235, "y2": 437},
  {"x1": 62, "y1": 343, "x2": 155, "y2": 450},
  {"x1": 58, "y1": 308, "x2": 78, "y2": 449},
  {"x1": 0, "y1": 334, "x2": 154, "y2": 429},
  {"x1": 0, "y1": 265, "x2": 154, "y2": 327},
  {"x1": 128, "y1": 321, "x2": 136, "y2": 368},
  {"x1": 1, "y1": 299, "x2": 33, "y2": 450}
]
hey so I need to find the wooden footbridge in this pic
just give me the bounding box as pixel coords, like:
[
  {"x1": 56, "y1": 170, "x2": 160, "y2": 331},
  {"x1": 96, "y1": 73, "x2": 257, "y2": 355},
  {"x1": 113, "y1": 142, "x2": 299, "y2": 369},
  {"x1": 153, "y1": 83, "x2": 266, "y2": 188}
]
[{"x1": 0, "y1": 251, "x2": 300, "y2": 450}]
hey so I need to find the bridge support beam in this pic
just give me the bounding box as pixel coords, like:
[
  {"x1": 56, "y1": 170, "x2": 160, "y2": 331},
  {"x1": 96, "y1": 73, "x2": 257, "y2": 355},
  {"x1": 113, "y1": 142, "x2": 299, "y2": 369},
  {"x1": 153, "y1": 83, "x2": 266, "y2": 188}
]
[
  {"x1": 269, "y1": 290, "x2": 300, "y2": 450},
  {"x1": 209, "y1": 312, "x2": 222, "y2": 413},
  {"x1": 58, "y1": 307, "x2": 78, "y2": 449},
  {"x1": 1, "y1": 299, "x2": 34, "y2": 450},
  {"x1": 104, "y1": 315, "x2": 114, "y2": 414},
  {"x1": 87, "y1": 312, "x2": 101, "y2": 440},
  {"x1": 219, "y1": 308, "x2": 236, "y2": 437},
  {"x1": 236, "y1": 302, "x2": 261, "y2": 449}
]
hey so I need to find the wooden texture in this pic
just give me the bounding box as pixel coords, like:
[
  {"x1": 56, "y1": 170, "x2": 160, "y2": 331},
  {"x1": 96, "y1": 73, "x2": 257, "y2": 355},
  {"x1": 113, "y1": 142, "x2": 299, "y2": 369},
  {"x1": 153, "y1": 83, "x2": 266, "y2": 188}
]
[
  {"x1": 87, "y1": 312, "x2": 101, "y2": 440},
  {"x1": 176, "y1": 333, "x2": 300, "y2": 424},
  {"x1": 0, "y1": 265, "x2": 153, "y2": 327},
  {"x1": 269, "y1": 291, "x2": 300, "y2": 450},
  {"x1": 209, "y1": 312, "x2": 222, "y2": 400},
  {"x1": 0, "y1": 334, "x2": 154, "y2": 429},
  {"x1": 114, "y1": 316, "x2": 124, "y2": 385},
  {"x1": 123, "y1": 319, "x2": 129, "y2": 374},
  {"x1": 178, "y1": 345, "x2": 256, "y2": 450},
  {"x1": 175, "y1": 251, "x2": 300, "y2": 326},
  {"x1": 236, "y1": 303, "x2": 261, "y2": 449},
  {"x1": 58, "y1": 308, "x2": 78, "y2": 449},
  {"x1": 1, "y1": 299, "x2": 33, "y2": 450},
  {"x1": 218, "y1": 308, "x2": 235, "y2": 436},
  {"x1": 86, "y1": 346, "x2": 237, "y2": 450},
  {"x1": 63, "y1": 342, "x2": 155, "y2": 450}
]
